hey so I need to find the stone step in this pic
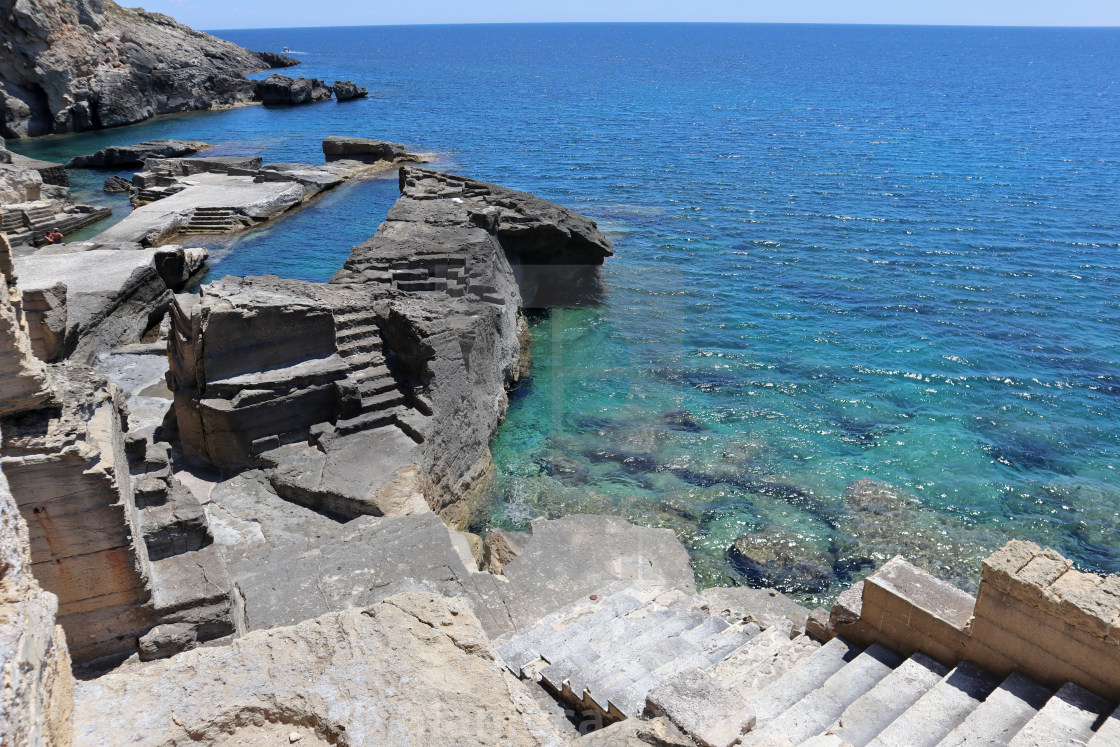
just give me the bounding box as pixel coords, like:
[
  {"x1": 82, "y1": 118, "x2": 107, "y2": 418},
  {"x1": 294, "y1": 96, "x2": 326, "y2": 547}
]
[
  {"x1": 358, "y1": 377, "x2": 398, "y2": 398},
  {"x1": 1087, "y1": 704, "x2": 1120, "y2": 746},
  {"x1": 361, "y1": 389, "x2": 406, "y2": 412},
  {"x1": 937, "y1": 671, "x2": 1052, "y2": 747},
  {"x1": 647, "y1": 667, "x2": 757, "y2": 747},
  {"x1": 867, "y1": 661, "x2": 1000, "y2": 747},
  {"x1": 391, "y1": 268, "x2": 429, "y2": 281},
  {"x1": 711, "y1": 627, "x2": 820, "y2": 700},
  {"x1": 396, "y1": 279, "x2": 448, "y2": 292},
  {"x1": 497, "y1": 589, "x2": 652, "y2": 675},
  {"x1": 334, "y1": 409, "x2": 398, "y2": 436},
  {"x1": 743, "y1": 637, "x2": 863, "y2": 728},
  {"x1": 610, "y1": 623, "x2": 758, "y2": 719},
  {"x1": 744, "y1": 643, "x2": 903, "y2": 746},
  {"x1": 590, "y1": 614, "x2": 733, "y2": 699},
  {"x1": 540, "y1": 607, "x2": 704, "y2": 701},
  {"x1": 824, "y1": 652, "x2": 948, "y2": 747},
  {"x1": 1008, "y1": 681, "x2": 1112, "y2": 747},
  {"x1": 571, "y1": 608, "x2": 721, "y2": 705}
]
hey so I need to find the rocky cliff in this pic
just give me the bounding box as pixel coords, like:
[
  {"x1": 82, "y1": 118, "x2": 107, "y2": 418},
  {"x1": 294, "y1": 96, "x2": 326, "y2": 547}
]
[{"x1": 0, "y1": 0, "x2": 274, "y2": 138}]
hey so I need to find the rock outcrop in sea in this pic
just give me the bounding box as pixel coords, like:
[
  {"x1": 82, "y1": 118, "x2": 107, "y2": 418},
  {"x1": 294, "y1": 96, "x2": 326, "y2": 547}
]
[
  {"x1": 0, "y1": 0, "x2": 298, "y2": 138},
  {"x1": 170, "y1": 167, "x2": 613, "y2": 525}
]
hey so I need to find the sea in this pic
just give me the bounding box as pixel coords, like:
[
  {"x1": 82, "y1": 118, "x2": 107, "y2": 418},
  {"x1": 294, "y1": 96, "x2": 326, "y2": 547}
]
[{"x1": 11, "y1": 23, "x2": 1120, "y2": 605}]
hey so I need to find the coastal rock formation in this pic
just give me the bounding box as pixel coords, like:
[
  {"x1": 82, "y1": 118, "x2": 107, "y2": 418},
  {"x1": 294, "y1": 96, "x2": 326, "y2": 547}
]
[
  {"x1": 0, "y1": 235, "x2": 53, "y2": 415},
  {"x1": 13, "y1": 244, "x2": 206, "y2": 363},
  {"x1": 323, "y1": 136, "x2": 419, "y2": 162},
  {"x1": 0, "y1": 421, "x2": 73, "y2": 747},
  {"x1": 73, "y1": 594, "x2": 561, "y2": 746},
  {"x1": 1, "y1": 243, "x2": 235, "y2": 669},
  {"x1": 0, "y1": 0, "x2": 276, "y2": 138},
  {"x1": 255, "y1": 74, "x2": 333, "y2": 105},
  {"x1": 254, "y1": 50, "x2": 301, "y2": 69},
  {"x1": 332, "y1": 79, "x2": 369, "y2": 100},
  {"x1": 67, "y1": 138, "x2": 210, "y2": 169},
  {"x1": 168, "y1": 167, "x2": 611, "y2": 524},
  {"x1": 102, "y1": 174, "x2": 131, "y2": 193}
]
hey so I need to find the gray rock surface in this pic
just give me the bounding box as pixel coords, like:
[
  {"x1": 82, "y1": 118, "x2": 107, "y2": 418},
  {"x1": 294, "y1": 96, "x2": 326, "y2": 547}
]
[
  {"x1": 255, "y1": 74, "x2": 333, "y2": 105},
  {"x1": 73, "y1": 593, "x2": 563, "y2": 746},
  {"x1": 0, "y1": 0, "x2": 268, "y2": 138},
  {"x1": 576, "y1": 718, "x2": 694, "y2": 746},
  {"x1": 102, "y1": 174, "x2": 132, "y2": 192},
  {"x1": 67, "y1": 138, "x2": 209, "y2": 168},
  {"x1": 254, "y1": 50, "x2": 301, "y2": 68},
  {"x1": 13, "y1": 245, "x2": 200, "y2": 363},
  {"x1": 332, "y1": 79, "x2": 369, "y2": 100},
  {"x1": 323, "y1": 135, "x2": 420, "y2": 162}
]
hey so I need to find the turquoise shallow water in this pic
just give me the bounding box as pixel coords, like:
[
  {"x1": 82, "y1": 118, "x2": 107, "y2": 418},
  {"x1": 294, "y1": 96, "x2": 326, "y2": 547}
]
[{"x1": 10, "y1": 23, "x2": 1120, "y2": 603}]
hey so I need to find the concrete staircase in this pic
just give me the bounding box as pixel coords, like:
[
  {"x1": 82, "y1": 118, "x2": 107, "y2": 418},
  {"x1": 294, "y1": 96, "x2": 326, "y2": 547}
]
[{"x1": 499, "y1": 584, "x2": 1120, "y2": 747}]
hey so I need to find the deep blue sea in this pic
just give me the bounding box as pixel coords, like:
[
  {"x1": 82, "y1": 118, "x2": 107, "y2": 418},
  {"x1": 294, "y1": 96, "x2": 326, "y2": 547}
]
[{"x1": 12, "y1": 24, "x2": 1120, "y2": 603}]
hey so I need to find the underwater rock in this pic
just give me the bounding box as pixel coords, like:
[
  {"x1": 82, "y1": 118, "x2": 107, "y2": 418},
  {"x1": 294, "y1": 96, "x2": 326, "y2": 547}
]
[
  {"x1": 537, "y1": 452, "x2": 590, "y2": 483},
  {"x1": 662, "y1": 408, "x2": 705, "y2": 433},
  {"x1": 727, "y1": 526, "x2": 837, "y2": 595}
]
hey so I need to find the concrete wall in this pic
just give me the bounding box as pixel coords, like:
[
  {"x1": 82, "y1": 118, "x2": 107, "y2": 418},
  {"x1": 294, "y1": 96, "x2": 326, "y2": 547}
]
[{"x1": 831, "y1": 540, "x2": 1120, "y2": 702}]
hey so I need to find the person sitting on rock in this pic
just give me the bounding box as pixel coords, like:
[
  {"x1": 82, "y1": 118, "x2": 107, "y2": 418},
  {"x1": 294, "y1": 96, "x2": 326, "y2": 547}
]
[{"x1": 44, "y1": 228, "x2": 64, "y2": 245}]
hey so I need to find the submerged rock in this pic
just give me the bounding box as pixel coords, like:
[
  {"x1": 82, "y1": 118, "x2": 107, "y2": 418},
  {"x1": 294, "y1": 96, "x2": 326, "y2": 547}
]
[
  {"x1": 727, "y1": 526, "x2": 837, "y2": 594},
  {"x1": 254, "y1": 74, "x2": 332, "y2": 105},
  {"x1": 67, "y1": 139, "x2": 209, "y2": 169},
  {"x1": 332, "y1": 79, "x2": 369, "y2": 101}
]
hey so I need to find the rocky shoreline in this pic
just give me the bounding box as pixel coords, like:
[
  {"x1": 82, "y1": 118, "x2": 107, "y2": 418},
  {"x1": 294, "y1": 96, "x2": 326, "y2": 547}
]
[{"x1": 5, "y1": 3, "x2": 1120, "y2": 746}]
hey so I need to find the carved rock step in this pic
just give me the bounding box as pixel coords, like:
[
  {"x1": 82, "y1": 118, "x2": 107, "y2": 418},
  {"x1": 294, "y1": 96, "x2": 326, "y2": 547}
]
[
  {"x1": 824, "y1": 652, "x2": 948, "y2": 747},
  {"x1": 741, "y1": 643, "x2": 902, "y2": 745},
  {"x1": 498, "y1": 583, "x2": 760, "y2": 721},
  {"x1": 936, "y1": 671, "x2": 1052, "y2": 747},
  {"x1": 1008, "y1": 681, "x2": 1112, "y2": 747},
  {"x1": 867, "y1": 661, "x2": 1000, "y2": 747},
  {"x1": 1088, "y1": 704, "x2": 1120, "y2": 746},
  {"x1": 742, "y1": 637, "x2": 864, "y2": 728}
]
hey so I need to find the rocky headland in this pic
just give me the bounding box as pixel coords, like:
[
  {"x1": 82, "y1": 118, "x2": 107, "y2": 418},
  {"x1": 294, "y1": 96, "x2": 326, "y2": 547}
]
[{"x1": 0, "y1": 0, "x2": 366, "y2": 139}]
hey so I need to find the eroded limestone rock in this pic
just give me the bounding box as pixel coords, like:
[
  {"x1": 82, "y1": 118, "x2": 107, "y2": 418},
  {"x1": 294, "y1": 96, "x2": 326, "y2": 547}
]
[
  {"x1": 0, "y1": 420, "x2": 73, "y2": 747},
  {"x1": 72, "y1": 593, "x2": 563, "y2": 746},
  {"x1": 0, "y1": 234, "x2": 54, "y2": 415}
]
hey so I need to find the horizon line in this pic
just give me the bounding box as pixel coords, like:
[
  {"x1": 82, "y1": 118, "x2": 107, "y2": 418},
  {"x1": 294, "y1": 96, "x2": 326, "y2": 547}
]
[{"x1": 204, "y1": 20, "x2": 1120, "y2": 33}]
